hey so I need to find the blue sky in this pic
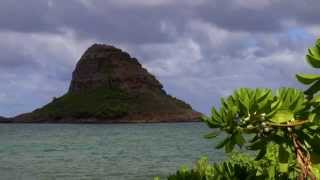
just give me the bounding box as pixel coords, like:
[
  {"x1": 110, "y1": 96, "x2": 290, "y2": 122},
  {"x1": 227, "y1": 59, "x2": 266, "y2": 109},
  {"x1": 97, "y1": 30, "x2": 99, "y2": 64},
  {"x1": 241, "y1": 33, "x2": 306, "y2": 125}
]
[{"x1": 0, "y1": 0, "x2": 319, "y2": 117}]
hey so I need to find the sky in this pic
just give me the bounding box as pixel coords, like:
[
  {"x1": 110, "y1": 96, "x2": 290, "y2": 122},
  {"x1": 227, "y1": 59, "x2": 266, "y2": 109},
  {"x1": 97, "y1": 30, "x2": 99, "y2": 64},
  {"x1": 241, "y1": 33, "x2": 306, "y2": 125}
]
[{"x1": 0, "y1": 0, "x2": 320, "y2": 117}]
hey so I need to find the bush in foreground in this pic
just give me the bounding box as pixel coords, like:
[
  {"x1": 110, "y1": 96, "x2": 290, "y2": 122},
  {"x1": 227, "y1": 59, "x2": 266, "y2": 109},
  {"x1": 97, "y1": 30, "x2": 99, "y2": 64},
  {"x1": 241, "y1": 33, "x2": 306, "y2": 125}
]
[
  {"x1": 161, "y1": 38, "x2": 320, "y2": 180},
  {"x1": 166, "y1": 144, "x2": 297, "y2": 180}
]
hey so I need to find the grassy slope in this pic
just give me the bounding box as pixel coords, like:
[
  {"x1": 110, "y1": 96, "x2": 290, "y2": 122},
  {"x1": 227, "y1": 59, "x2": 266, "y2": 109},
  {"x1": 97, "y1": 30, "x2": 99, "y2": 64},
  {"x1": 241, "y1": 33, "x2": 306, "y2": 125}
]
[{"x1": 31, "y1": 87, "x2": 192, "y2": 120}]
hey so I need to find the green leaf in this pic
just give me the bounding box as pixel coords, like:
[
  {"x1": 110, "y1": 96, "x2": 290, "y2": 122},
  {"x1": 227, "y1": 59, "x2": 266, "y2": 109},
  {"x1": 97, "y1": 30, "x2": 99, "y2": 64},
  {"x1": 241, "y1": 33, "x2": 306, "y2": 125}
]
[
  {"x1": 267, "y1": 99, "x2": 282, "y2": 117},
  {"x1": 311, "y1": 164, "x2": 320, "y2": 179},
  {"x1": 200, "y1": 116, "x2": 209, "y2": 122},
  {"x1": 306, "y1": 54, "x2": 320, "y2": 68},
  {"x1": 255, "y1": 89, "x2": 272, "y2": 112},
  {"x1": 308, "y1": 47, "x2": 320, "y2": 59},
  {"x1": 204, "y1": 132, "x2": 219, "y2": 139},
  {"x1": 305, "y1": 80, "x2": 320, "y2": 96},
  {"x1": 237, "y1": 89, "x2": 250, "y2": 113},
  {"x1": 309, "y1": 113, "x2": 317, "y2": 122},
  {"x1": 233, "y1": 132, "x2": 246, "y2": 147},
  {"x1": 216, "y1": 137, "x2": 230, "y2": 149},
  {"x1": 201, "y1": 116, "x2": 219, "y2": 129},
  {"x1": 317, "y1": 38, "x2": 320, "y2": 46},
  {"x1": 267, "y1": 166, "x2": 276, "y2": 178},
  {"x1": 247, "y1": 139, "x2": 265, "y2": 151},
  {"x1": 312, "y1": 95, "x2": 320, "y2": 103},
  {"x1": 211, "y1": 107, "x2": 221, "y2": 120},
  {"x1": 296, "y1": 74, "x2": 320, "y2": 85},
  {"x1": 279, "y1": 144, "x2": 289, "y2": 173},
  {"x1": 270, "y1": 109, "x2": 294, "y2": 123},
  {"x1": 288, "y1": 91, "x2": 305, "y2": 112},
  {"x1": 255, "y1": 148, "x2": 267, "y2": 160},
  {"x1": 225, "y1": 140, "x2": 235, "y2": 153}
]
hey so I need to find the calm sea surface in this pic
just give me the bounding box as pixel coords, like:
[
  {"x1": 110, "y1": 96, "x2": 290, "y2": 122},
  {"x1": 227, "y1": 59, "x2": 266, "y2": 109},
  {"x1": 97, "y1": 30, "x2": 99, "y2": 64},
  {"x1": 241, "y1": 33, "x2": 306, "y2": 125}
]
[{"x1": 0, "y1": 123, "x2": 225, "y2": 180}]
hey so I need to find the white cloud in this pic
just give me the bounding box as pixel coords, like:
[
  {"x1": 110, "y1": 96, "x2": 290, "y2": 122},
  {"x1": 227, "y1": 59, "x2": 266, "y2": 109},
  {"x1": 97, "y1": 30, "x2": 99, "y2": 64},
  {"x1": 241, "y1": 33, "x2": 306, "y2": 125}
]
[
  {"x1": 116, "y1": 16, "x2": 315, "y2": 114},
  {"x1": 141, "y1": 38, "x2": 202, "y2": 77},
  {"x1": 186, "y1": 20, "x2": 249, "y2": 50},
  {"x1": 0, "y1": 29, "x2": 94, "y2": 66},
  {"x1": 0, "y1": 29, "x2": 96, "y2": 116},
  {"x1": 305, "y1": 25, "x2": 320, "y2": 38}
]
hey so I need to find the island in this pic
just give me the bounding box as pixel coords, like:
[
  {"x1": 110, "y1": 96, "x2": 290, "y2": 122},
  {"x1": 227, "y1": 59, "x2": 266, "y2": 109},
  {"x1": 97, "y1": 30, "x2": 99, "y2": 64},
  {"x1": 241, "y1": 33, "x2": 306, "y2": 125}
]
[{"x1": 4, "y1": 44, "x2": 202, "y2": 123}]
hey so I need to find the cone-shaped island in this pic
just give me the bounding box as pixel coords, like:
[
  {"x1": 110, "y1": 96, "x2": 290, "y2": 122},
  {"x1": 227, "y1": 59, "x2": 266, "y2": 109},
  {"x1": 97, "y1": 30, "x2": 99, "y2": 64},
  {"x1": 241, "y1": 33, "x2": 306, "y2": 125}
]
[{"x1": 11, "y1": 44, "x2": 202, "y2": 123}]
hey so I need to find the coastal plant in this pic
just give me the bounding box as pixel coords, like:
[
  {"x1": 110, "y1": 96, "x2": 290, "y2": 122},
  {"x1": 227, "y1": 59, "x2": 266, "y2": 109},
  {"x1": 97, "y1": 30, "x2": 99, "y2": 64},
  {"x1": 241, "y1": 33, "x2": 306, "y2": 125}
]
[
  {"x1": 201, "y1": 38, "x2": 320, "y2": 179},
  {"x1": 167, "y1": 149, "x2": 294, "y2": 180},
  {"x1": 202, "y1": 87, "x2": 319, "y2": 179},
  {"x1": 166, "y1": 38, "x2": 320, "y2": 180},
  {"x1": 296, "y1": 38, "x2": 320, "y2": 98}
]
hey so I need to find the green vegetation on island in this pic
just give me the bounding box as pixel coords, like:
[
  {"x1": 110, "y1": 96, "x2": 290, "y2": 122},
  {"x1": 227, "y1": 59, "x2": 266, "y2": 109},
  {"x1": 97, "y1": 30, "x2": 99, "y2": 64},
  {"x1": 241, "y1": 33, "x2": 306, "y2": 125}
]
[
  {"x1": 31, "y1": 87, "x2": 195, "y2": 121},
  {"x1": 33, "y1": 88, "x2": 130, "y2": 119}
]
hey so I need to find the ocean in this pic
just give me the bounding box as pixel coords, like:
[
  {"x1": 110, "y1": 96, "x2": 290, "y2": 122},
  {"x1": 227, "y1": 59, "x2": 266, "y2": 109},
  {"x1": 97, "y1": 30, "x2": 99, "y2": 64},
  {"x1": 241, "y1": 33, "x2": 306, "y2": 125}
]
[{"x1": 0, "y1": 123, "x2": 225, "y2": 180}]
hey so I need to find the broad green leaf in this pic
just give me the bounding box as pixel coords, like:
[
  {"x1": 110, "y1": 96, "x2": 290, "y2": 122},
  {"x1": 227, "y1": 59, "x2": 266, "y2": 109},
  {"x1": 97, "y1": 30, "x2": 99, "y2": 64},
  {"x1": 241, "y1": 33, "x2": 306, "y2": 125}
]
[
  {"x1": 276, "y1": 88, "x2": 289, "y2": 100},
  {"x1": 221, "y1": 97, "x2": 238, "y2": 117},
  {"x1": 279, "y1": 144, "x2": 289, "y2": 173},
  {"x1": 296, "y1": 74, "x2": 320, "y2": 85},
  {"x1": 306, "y1": 54, "x2": 320, "y2": 68},
  {"x1": 255, "y1": 89, "x2": 272, "y2": 112},
  {"x1": 257, "y1": 97, "x2": 271, "y2": 112},
  {"x1": 201, "y1": 116, "x2": 220, "y2": 128},
  {"x1": 289, "y1": 91, "x2": 305, "y2": 112},
  {"x1": 270, "y1": 109, "x2": 294, "y2": 123},
  {"x1": 256, "y1": 89, "x2": 272, "y2": 102},
  {"x1": 211, "y1": 107, "x2": 221, "y2": 120},
  {"x1": 237, "y1": 89, "x2": 250, "y2": 113},
  {"x1": 267, "y1": 100, "x2": 282, "y2": 117},
  {"x1": 305, "y1": 80, "x2": 320, "y2": 96},
  {"x1": 308, "y1": 47, "x2": 320, "y2": 59},
  {"x1": 233, "y1": 132, "x2": 246, "y2": 147}
]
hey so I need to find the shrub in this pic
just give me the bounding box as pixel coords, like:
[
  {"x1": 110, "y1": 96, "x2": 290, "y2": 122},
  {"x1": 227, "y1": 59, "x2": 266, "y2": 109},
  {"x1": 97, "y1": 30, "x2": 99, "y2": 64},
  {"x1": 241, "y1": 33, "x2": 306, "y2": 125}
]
[{"x1": 164, "y1": 38, "x2": 320, "y2": 180}]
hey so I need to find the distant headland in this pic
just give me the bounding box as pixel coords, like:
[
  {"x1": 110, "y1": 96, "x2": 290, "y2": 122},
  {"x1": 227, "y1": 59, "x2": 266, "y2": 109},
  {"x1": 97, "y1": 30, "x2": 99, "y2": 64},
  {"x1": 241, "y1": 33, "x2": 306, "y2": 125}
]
[{"x1": 2, "y1": 44, "x2": 202, "y2": 123}]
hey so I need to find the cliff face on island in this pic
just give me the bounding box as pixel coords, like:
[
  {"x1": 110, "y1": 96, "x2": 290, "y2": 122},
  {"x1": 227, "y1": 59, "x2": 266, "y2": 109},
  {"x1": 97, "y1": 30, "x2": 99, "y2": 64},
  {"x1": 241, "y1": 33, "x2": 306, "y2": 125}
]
[{"x1": 13, "y1": 44, "x2": 202, "y2": 123}]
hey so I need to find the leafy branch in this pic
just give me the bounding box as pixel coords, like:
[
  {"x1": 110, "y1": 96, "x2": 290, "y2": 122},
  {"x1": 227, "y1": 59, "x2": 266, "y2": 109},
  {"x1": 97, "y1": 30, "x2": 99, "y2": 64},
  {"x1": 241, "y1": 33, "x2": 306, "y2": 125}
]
[
  {"x1": 202, "y1": 87, "x2": 320, "y2": 179},
  {"x1": 201, "y1": 38, "x2": 320, "y2": 179}
]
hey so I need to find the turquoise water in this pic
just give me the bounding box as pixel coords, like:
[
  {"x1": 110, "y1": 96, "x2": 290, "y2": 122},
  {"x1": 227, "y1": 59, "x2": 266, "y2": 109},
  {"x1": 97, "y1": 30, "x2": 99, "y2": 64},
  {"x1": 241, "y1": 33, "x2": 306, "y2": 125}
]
[{"x1": 0, "y1": 123, "x2": 225, "y2": 180}]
